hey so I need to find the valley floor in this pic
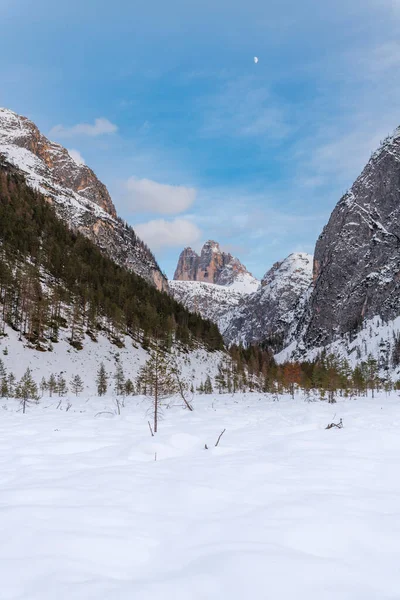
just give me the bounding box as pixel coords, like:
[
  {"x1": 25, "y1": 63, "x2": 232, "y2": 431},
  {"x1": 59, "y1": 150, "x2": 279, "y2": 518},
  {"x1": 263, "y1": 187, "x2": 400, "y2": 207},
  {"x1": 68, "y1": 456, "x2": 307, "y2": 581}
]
[{"x1": 1, "y1": 392, "x2": 400, "y2": 599}]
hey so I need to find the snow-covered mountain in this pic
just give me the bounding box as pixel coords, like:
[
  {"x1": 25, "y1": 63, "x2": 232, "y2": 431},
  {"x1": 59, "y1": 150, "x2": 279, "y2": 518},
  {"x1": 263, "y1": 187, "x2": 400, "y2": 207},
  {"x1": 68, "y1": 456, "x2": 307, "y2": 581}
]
[
  {"x1": 224, "y1": 253, "x2": 313, "y2": 348},
  {"x1": 0, "y1": 107, "x2": 167, "y2": 291},
  {"x1": 170, "y1": 241, "x2": 259, "y2": 334},
  {"x1": 279, "y1": 126, "x2": 400, "y2": 367},
  {"x1": 170, "y1": 243, "x2": 313, "y2": 348}
]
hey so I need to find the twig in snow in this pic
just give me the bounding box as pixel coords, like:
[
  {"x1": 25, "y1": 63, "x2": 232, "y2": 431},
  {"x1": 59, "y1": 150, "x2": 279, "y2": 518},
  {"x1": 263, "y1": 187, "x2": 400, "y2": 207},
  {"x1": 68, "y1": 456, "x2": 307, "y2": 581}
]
[
  {"x1": 215, "y1": 429, "x2": 226, "y2": 447},
  {"x1": 94, "y1": 411, "x2": 114, "y2": 417},
  {"x1": 148, "y1": 420, "x2": 154, "y2": 437}
]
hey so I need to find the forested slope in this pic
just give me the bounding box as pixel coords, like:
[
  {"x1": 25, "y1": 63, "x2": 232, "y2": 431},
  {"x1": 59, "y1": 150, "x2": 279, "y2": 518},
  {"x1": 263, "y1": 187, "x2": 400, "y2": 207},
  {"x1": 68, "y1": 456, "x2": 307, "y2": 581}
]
[{"x1": 0, "y1": 161, "x2": 223, "y2": 352}]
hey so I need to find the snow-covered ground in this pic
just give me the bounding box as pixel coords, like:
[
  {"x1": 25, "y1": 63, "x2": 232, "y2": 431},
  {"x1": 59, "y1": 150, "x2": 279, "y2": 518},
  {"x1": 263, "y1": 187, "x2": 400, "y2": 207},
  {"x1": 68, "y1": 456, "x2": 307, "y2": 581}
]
[
  {"x1": 1, "y1": 391, "x2": 400, "y2": 599},
  {"x1": 0, "y1": 324, "x2": 226, "y2": 392}
]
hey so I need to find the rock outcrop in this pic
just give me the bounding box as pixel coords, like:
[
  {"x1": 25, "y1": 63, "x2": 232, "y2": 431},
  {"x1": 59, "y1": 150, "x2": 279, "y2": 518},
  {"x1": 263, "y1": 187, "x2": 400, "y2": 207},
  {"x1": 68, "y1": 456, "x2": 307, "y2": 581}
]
[
  {"x1": 174, "y1": 240, "x2": 255, "y2": 286},
  {"x1": 0, "y1": 108, "x2": 167, "y2": 291},
  {"x1": 171, "y1": 242, "x2": 312, "y2": 349},
  {"x1": 299, "y1": 128, "x2": 400, "y2": 349}
]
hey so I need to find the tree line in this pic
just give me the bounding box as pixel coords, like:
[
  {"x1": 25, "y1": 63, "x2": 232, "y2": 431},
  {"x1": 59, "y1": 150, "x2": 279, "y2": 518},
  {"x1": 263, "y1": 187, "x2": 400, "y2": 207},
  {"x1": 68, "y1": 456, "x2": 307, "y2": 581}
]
[{"x1": 0, "y1": 163, "x2": 223, "y2": 353}]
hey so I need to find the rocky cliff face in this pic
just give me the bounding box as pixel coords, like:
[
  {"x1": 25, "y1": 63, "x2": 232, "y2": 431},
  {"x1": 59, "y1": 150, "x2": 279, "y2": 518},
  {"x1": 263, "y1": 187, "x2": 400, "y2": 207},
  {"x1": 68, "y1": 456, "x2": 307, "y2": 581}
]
[
  {"x1": 299, "y1": 128, "x2": 400, "y2": 349},
  {"x1": 224, "y1": 253, "x2": 313, "y2": 348},
  {"x1": 171, "y1": 243, "x2": 312, "y2": 348},
  {"x1": 174, "y1": 240, "x2": 255, "y2": 286},
  {"x1": 0, "y1": 108, "x2": 167, "y2": 291}
]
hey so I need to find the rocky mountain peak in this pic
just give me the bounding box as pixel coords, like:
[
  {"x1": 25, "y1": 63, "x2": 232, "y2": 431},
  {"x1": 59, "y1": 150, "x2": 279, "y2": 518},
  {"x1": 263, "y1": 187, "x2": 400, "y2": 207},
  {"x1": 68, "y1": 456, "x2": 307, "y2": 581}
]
[
  {"x1": 261, "y1": 253, "x2": 313, "y2": 289},
  {"x1": 0, "y1": 108, "x2": 116, "y2": 218},
  {"x1": 298, "y1": 124, "x2": 400, "y2": 349},
  {"x1": 174, "y1": 240, "x2": 255, "y2": 287},
  {"x1": 0, "y1": 107, "x2": 167, "y2": 291},
  {"x1": 223, "y1": 252, "x2": 313, "y2": 348}
]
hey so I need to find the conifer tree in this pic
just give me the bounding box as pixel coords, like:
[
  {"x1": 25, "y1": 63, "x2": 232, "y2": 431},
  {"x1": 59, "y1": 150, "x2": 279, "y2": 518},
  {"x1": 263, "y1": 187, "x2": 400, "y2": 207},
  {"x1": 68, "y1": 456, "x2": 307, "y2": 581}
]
[
  {"x1": 96, "y1": 362, "x2": 108, "y2": 396},
  {"x1": 137, "y1": 344, "x2": 177, "y2": 433},
  {"x1": 114, "y1": 363, "x2": 125, "y2": 396},
  {"x1": 0, "y1": 358, "x2": 7, "y2": 397},
  {"x1": 40, "y1": 377, "x2": 48, "y2": 397},
  {"x1": 204, "y1": 375, "x2": 213, "y2": 394},
  {"x1": 16, "y1": 368, "x2": 39, "y2": 413},
  {"x1": 124, "y1": 378, "x2": 135, "y2": 396},
  {"x1": 70, "y1": 374, "x2": 84, "y2": 396},
  {"x1": 56, "y1": 373, "x2": 68, "y2": 396},
  {"x1": 47, "y1": 373, "x2": 57, "y2": 397}
]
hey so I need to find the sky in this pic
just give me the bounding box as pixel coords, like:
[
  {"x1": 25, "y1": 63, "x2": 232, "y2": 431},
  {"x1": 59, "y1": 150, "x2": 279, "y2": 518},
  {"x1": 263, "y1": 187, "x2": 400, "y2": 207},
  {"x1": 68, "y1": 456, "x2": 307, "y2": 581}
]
[{"x1": 1, "y1": 0, "x2": 400, "y2": 279}]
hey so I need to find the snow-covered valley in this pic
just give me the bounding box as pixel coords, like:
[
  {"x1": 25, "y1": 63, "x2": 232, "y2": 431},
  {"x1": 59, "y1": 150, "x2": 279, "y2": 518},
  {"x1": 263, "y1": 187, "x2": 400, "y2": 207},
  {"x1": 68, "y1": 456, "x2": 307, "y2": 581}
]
[{"x1": 1, "y1": 391, "x2": 400, "y2": 599}]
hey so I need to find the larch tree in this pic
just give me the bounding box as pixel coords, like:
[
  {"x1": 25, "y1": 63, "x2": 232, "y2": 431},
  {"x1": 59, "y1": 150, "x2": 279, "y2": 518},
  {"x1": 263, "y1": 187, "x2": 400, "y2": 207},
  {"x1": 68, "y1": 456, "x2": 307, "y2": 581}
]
[{"x1": 137, "y1": 343, "x2": 177, "y2": 433}]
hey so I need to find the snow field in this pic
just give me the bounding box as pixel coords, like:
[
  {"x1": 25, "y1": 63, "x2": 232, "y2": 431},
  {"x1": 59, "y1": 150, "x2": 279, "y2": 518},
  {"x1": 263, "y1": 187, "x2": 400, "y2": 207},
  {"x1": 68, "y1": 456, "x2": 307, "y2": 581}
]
[{"x1": 1, "y1": 392, "x2": 400, "y2": 599}]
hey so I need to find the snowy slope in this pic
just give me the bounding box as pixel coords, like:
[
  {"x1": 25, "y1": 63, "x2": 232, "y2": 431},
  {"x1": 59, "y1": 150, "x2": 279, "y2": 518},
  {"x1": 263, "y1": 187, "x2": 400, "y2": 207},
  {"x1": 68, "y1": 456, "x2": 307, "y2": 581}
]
[
  {"x1": 224, "y1": 253, "x2": 313, "y2": 347},
  {"x1": 0, "y1": 323, "x2": 225, "y2": 392},
  {"x1": 170, "y1": 252, "x2": 313, "y2": 347},
  {"x1": 277, "y1": 313, "x2": 400, "y2": 377},
  {"x1": 169, "y1": 274, "x2": 259, "y2": 334},
  {"x1": 0, "y1": 108, "x2": 167, "y2": 290},
  {"x1": 2, "y1": 392, "x2": 400, "y2": 599}
]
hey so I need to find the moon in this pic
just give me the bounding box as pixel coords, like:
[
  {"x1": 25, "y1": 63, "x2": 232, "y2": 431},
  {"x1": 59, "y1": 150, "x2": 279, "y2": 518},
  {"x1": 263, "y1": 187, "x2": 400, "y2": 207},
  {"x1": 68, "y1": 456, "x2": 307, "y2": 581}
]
[{"x1": 254, "y1": 56, "x2": 259, "y2": 64}]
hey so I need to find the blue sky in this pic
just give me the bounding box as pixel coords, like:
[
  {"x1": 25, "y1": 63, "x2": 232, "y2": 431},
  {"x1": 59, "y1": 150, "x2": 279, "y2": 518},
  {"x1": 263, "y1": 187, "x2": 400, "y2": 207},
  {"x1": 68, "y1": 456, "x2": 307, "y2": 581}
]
[{"x1": 1, "y1": 0, "x2": 400, "y2": 279}]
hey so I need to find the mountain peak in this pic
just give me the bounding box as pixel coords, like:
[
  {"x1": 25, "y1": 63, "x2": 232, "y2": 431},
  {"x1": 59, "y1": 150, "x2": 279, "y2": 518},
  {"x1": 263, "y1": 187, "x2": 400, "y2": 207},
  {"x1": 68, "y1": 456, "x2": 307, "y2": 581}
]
[
  {"x1": 0, "y1": 107, "x2": 167, "y2": 291},
  {"x1": 174, "y1": 240, "x2": 257, "y2": 287}
]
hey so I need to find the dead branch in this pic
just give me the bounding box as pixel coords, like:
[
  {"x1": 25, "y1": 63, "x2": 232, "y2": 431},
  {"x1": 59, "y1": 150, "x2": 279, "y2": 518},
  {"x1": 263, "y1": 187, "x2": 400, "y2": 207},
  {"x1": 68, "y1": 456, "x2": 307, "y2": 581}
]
[
  {"x1": 215, "y1": 429, "x2": 226, "y2": 447},
  {"x1": 326, "y1": 418, "x2": 343, "y2": 430},
  {"x1": 94, "y1": 411, "x2": 114, "y2": 417},
  {"x1": 148, "y1": 420, "x2": 154, "y2": 437}
]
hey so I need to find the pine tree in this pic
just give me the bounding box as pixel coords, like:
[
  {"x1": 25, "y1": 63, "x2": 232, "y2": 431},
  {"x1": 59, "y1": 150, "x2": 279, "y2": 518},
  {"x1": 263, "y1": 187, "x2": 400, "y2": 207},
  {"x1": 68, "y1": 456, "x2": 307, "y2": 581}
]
[
  {"x1": 137, "y1": 344, "x2": 177, "y2": 433},
  {"x1": 114, "y1": 363, "x2": 125, "y2": 396},
  {"x1": 56, "y1": 373, "x2": 68, "y2": 396},
  {"x1": 70, "y1": 374, "x2": 84, "y2": 396},
  {"x1": 40, "y1": 377, "x2": 48, "y2": 397},
  {"x1": 47, "y1": 373, "x2": 57, "y2": 397},
  {"x1": 16, "y1": 368, "x2": 39, "y2": 413},
  {"x1": 7, "y1": 372, "x2": 16, "y2": 397},
  {"x1": 204, "y1": 375, "x2": 213, "y2": 394},
  {"x1": 124, "y1": 379, "x2": 135, "y2": 396},
  {"x1": 96, "y1": 362, "x2": 108, "y2": 396},
  {"x1": 0, "y1": 358, "x2": 8, "y2": 397}
]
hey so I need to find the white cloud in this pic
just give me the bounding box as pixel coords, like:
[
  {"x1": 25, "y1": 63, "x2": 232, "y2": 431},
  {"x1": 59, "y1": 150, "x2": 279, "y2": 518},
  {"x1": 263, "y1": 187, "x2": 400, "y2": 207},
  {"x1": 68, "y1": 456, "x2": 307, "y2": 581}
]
[
  {"x1": 122, "y1": 177, "x2": 196, "y2": 215},
  {"x1": 134, "y1": 218, "x2": 201, "y2": 250},
  {"x1": 49, "y1": 118, "x2": 117, "y2": 138},
  {"x1": 67, "y1": 149, "x2": 85, "y2": 166}
]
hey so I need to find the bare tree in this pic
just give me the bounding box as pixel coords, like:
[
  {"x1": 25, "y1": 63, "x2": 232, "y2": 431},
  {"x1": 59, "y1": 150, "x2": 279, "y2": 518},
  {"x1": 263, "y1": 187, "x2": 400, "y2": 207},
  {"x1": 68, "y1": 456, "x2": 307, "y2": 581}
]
[{"x1": 170, "y1": 354, "x2": 193, "y2": 411}]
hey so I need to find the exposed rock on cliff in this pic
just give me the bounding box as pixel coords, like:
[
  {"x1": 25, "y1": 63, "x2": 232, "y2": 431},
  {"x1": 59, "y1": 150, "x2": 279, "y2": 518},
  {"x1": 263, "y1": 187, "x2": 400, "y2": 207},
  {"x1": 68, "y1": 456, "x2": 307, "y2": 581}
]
[
  {"x1": 0, "y1": 108, "x2": 167, "y2": 291},
  {"x1": 174, "y1": 240, "x2": 256, "y2": 287}
]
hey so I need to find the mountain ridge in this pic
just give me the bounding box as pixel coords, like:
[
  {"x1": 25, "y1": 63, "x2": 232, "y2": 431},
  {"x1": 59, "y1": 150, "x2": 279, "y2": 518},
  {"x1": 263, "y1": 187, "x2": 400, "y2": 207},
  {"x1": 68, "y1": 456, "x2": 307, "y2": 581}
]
[{"x1": 0, "y1": 107, "x2": 167, "y2": 291}]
